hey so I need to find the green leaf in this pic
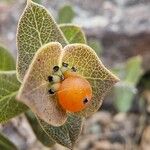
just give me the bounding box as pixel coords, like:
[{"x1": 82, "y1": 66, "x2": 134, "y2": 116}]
[
  {"x1": 0, "y1": 45, "x2": 15, "y2": 71},
  {"x1": 32, "y1": 0, "x2": 41, "y2": 4},
  {"x1": 17, "y1": 0, "x2": 67, "y2": 81},
  {"x1": 0, "y1": 132, "x2": 17, "y2": 150},
  {"x1": 39, "y1": 114, "x2": 83, "y2": 149},
  {"x1": 26, "y1": 111, "x2": 55, "y2": 147},
  {"x1": 88, "y1": 39, "x2": 103, "y2": 56},
  {"x1": 58, "y1": 5, "x2": 75, "y2": 24},
  {"x1": 59, "y1": 24, "x2": 86, "y2": 44},
  {"x1": 114, "y1": 82, "x2": 136, "y2": 112},
  {"x1": 125, "y1": 56, "x2": 143, "y2": 85},
  {"x1": 0, "y1": 71, "x2": 28, "y2": 123},
  {"x1": 113, "y1": 56, "x2": 143, "y2": 112}
]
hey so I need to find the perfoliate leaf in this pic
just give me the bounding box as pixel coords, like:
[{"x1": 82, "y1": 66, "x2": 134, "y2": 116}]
[
  {"x1": 17, "y1": 1, "x2": 86, "y2": 148},
  {"x1": 59, "y1": 24, "x2": 86, "y2": 44},
  {"x1": 17, "y1": 42, "x2": 119, "y2": 124},
  {"x1": 17, "y1": 0, "x2": 67, "y2": 81},
  {"x1": 61, "y1": 44, "x2": 119, "y2": 117},
  {"x1": 0, "y1": 132, "x2": 17, "y2": 150},
  {"x1": 24, "y1": 24, "x2": 86, "y2": 148},
  {"x1": 0, "y1": 45, "x2": 15, "y2": 71},
  {"x1": 58, "y1": 5, "x2": 75, "y2": 24},
  {"x1": 39, "y1": 114, "x2": 83, "y2": 149},
  {"x1": 26, "y1": 26, "x2": 86, "y2": 148},
  {"x1": 17, "y1": 42, "x2": 67, "y2": 126},
  {"x1": 0, "y1": 71, "x2": 28, "y2": 123},
  {"x1": 26, "y1": 111, "x2": 55, "y2": 147}
]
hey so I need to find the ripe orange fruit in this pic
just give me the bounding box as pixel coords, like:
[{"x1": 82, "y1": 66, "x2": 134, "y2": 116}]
[
  {"x1": 57, "y1": 76, "x2": 92, "y2": 112},
  {"x1": 63, "y1": 70, "x2": 79, "y2": 78}
]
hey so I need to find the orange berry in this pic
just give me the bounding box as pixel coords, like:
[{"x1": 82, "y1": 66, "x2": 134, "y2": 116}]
[
  {"x1": 57, "y1": 76, "x2": 92, "y2": 112},
  {"x1": 63, "y1": 70, "x2": 80, "y2": 78}
]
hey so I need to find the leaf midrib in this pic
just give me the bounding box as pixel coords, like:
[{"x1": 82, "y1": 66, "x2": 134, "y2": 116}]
[
  {"x1": 0, "y1": 91, "x2": 18, "y2": 102},
  {"x1": 69, "y1": 30, "x2": 80, "y2": 43},
  {"x1": 31, "y1": 6, "x2": 43, "y2": 46}
]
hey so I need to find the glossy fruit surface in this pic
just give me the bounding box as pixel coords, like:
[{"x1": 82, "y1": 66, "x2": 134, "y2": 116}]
[{"x1": 57, "y1": 76, "x2": 92, "y2": 112}]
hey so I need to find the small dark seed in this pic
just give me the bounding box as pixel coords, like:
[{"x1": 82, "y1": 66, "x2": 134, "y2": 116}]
[
  {"x1": 83, "y1": 98, "x2": 88, "y2": 104},
  {"x1": 48, "y1": 76, "x2": 53, "y2": 82},
  {"x1": 53, "y1": 66, "x2": 59, "y2": 72},
  {"x1": 62, "y1": 62, "x2": 68, "y2": 67},
  {"x1": 71, "y1": 66, "x2": 77, "y2": 72},
  {"x1": 48, "y1": 89, "x2": 55, "y2": 94}
]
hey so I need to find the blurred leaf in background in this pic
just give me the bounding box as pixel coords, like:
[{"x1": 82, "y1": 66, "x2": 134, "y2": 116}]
[
  {"x1": 32, "y1": 0, "x2": 41, "y2": 4},
  {"x1": 114, "y1": 56, "x2": 143, "y2": 112},
  {"x1": 0, "y1": 45, "x2": 15, "y2": 71},
  {"x1": 125, "y1": 56, "x2": 143, "y2": 85},
  {"x1": 139, "y1": 71, "x2": 150, "y2": 90},
  {"x1": 0, "y1": 45, "x2": 28, "y2": 123},
  {"x1": 58, "y1": 4, "x2": 75, "y2": 24},
  {"x1": 0, "y1": 71, "x2": 28, "y2": 123},
  {"x1": 88, "y1": 39, "x2": 103, "y2": 56},
  {"x1": 59, "y1": 24, "x2": 86, "y2": 44},
  {"x1": 0, "y1": 132, "x2": 17, "y2": 150}
]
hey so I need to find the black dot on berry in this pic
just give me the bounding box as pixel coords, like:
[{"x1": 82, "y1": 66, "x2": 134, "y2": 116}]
[{"x1": 83, "y1": 98, "x2": 88, "y2": 104}]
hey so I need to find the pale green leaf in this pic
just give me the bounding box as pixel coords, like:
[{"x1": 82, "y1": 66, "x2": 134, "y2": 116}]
[
  {"x1": 17, "y1": 42, "x2": 67, "y2": 126},
  {"x1": 0, "y1": 71, "x2": 28, "y2": 123},
  {"x1": 0, "y1": 132, "x2": 17, "y2": 150},
  {"x1": 59, "y1": 24, "x2": 86, "y2": 44},
  {"x1": 26, "y1": 111, "x2": 55, "y2": 147},
  {"x1": 17, "y1": 0, "x2": 67, "y2": 81},
  {"x1": 114, "y1": 82, "x2": 136, "y2": 112},
  {"x1": 88, "y1": 39, "x2": 103, "y2": 55},
  {"x1": 61, "y1": 44, "x2": 119, "y2": 117},
  {"x1": 58, "y1": 5, "x2": 75, "y2": 24},
  {"x1": 113, "y1": 56, "x2": 143, "y2": 112},
  {"x1": 32, "y1": 0, "x2": 41, "y2": 4},
  {"x1": 39, "y1": 114, "x2": 83, "y2": 149},
  {"x1": 0, "y1": 45, "x2": 15, "y2": 71},
  {"x1": 125, "y1": 56, "x2": 143, "y2": 85}
]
